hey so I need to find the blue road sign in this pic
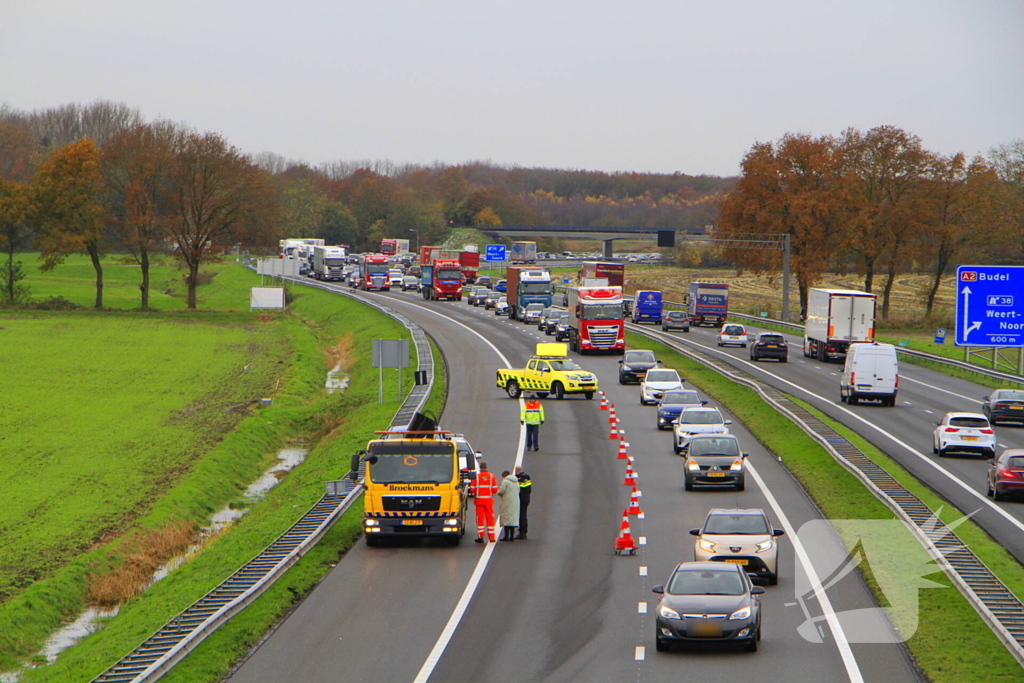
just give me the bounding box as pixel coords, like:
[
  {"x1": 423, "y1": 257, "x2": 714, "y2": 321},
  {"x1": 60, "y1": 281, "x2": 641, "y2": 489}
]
[
  {"x1": 955, "y1": 265, "x2": 1024, "y2": 347},
  {"x1": 485, "y1": 244, "x2": 507, "y2": 262},
  {"x1": 934, "y1": 328, "x2": 946, "y2": 344}
]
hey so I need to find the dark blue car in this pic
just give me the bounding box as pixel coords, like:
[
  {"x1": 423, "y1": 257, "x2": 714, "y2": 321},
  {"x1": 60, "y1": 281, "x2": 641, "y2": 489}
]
[
  {"x1": 494, "y1": 279, "x2": 507, "y2": 292},
  {"x1": 656, "y1": 390, "x2": 708, "y2": 430}
]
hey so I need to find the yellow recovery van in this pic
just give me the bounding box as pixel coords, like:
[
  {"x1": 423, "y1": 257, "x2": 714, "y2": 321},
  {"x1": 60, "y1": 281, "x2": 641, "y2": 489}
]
[
  {"x1": 496, "y1": 342, "x2": 598, "y2": 400},
  {"x1": 354, "y1": 431, "x2": 476, "y2": 546}
]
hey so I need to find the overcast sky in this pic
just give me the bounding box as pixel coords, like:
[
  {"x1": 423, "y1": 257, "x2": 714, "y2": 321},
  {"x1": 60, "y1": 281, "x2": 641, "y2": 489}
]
[{"x1": 3, "y1": 0, "x2": 1021, "y2": 177}]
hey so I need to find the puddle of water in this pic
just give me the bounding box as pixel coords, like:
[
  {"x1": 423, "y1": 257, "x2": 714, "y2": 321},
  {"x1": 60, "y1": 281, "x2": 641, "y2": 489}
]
[
  {"x1": 326, "y1": 362, "x2": 349, "y2": 394},
  {"x1": 4, "y1": 445, "x2": 311, "y2": 679}
]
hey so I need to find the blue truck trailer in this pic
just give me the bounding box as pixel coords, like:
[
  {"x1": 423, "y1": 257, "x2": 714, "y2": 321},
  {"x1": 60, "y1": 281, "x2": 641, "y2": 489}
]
[{"x1": 688, "y1": 282, "x2": 729, "y2": 327}]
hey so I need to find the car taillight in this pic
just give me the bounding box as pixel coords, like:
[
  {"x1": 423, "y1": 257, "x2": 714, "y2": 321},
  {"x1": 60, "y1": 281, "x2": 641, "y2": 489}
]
[
  {"x1": 980, "y1": 429, "x2": 994, "y2": 434},
  {"x1": 998, "y1": 469, "x2": 1016, "y2": 479},
  {"x1": 944, "y1": 427, "x2": 959, "y2": 433},
  {"x1": 894, "y1": 374, "x2": 899, "y2": 388},
  {"x1": 850, "y1": 372, "x2": 855, "y2": 385}
]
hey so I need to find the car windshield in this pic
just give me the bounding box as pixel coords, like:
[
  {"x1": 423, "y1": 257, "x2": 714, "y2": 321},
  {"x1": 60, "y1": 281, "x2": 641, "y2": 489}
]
[
  {"x1": 723, "y1": 325, "x2": 744, "y2": 335},
  {"x1": 704, "y1": 513, "x2": 770, "y2": 535},
  {"x1": 666, "y1": 312, "x2": 686, "y2": 319},
  {"x1": 994, "y1": 391, "x2": 1024, "y2": 401},
  {"x1": 625, "y1": 351, "x2": 656, "y2": 364},
  {"x1": 759, "y1": 335, "x2": 785, "y2": 343},
  {"x1": 661, "y1": 392, "x2": 701, "y2": 405},
  {"x1": 668, "y1": 569, "x2": 745, "y2": 596},
  {"x1": 690, "y1": 437, "x2": 740, "y2": 457},
  {"x1": 558, "y1": 316, "x2": 569, "y2": 324},
  {"x1": 526, "y1": 303, "x2": 544, "y2": 311},
  {"x1": 646, "y1": 370, "x2": 679, "y2": 383},
  {"x1": 498, "y1": 297, "x2": 507, "y2": 303},
  {"x1": 679, "y1": 410, "x2": 723, "y2": 424},
  {"x1": 949, "y1": 416, "x2": 990, "y2": 428},
  {"x1": 1008, "y1": 457, "x2": 1024, "y2": 468},
  {"x1": 547, "y1": 359, "x2": 581, "y2": 371}
]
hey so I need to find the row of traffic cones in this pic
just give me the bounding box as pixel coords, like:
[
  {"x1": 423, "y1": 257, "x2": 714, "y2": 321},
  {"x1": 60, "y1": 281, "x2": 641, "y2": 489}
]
[{"x1": 599, "y1": 391, "x2": 643, "y2": 555}]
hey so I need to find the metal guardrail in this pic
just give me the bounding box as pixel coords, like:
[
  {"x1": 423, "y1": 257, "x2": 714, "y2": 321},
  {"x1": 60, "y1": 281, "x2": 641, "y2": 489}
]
[
  {"x1": 628, "y1": 322, "x2": 1024, "y2": 666},
  {"x1": 92, "y1": 280, "x2": 434, "y2": 683}
]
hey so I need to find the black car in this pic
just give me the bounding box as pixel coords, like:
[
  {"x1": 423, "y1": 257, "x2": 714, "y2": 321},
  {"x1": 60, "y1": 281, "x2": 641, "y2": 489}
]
[
  {"x1": 653, "y1": 562, "x2": 764, "y2": 652},
  {"x1": 749, "y1": 333, "x2": 788, "y2": 362},
  {"x1": 483, "y1": 290, "x2": 501, "y2": 309},
  {"x1": 539, "y1": 308, "x2": 562, "y2": 334},
  {"x1": 554, "y1": 314, "x2": 570, "y2": 341},
  {"x1": 982, "y1": 390, "x2": 1024, "y2": 426},
  {"x1": 475, "y1": 275, "x2": 493, "y2": 289},
  {"x1": 618, "y1": 349, "x2": 659, "y2": 384},
  {"x1": 467, "y1": 286, "x2": 490, "y2": 306},
  {"x1": 684, "y1": 434, "x2": 748, "y2": 491},
  {"x1": 663, "y1": 310, "x2": 690, "y2": 332}
]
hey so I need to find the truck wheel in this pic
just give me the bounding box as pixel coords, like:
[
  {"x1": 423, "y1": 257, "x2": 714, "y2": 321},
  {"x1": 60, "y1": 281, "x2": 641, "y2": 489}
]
[
  {"x1": 584, "y1": 391, "x2": 594, "y2": 400},
  {"x1": 552, "y1": 382, "x2": 565, "y2": 400},
  {"x1": 366, "y1": 535, "x2": 379, "y2": 547},
  {"x1": 447, "y1": 534, "x2": 461, "y2": 547},
  {"x1": 506, "y1": 381, "x2": 522, "y2": 399}
]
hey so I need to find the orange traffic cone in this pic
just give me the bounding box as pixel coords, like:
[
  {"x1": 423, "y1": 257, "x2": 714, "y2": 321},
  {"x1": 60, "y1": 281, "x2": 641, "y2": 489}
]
[
  {"x1": 623, "y1": 463, "x2": 637, "y2": 485},
  {"x1": 615, "y1": 509, "x2": 638, "y2": 555},
  {"x1": 617, "y1": 442, "x2": 629, "y2": 459},
  {"x1": 608, "y1": 421, "x2": 619, "y2": 439},
  {"x1": 599, "y1": 393, "x2": 609, "y2": 410},
  {"x1": 608, "y1": 412, "x2": 618, "y2": 424},
  {"x1": 628, "y1": 489, "x2": 643, "y2": 515}
]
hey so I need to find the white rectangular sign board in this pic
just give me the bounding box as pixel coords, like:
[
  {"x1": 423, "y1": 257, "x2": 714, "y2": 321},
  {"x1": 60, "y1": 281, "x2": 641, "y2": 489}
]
[
  {"x1": 250, "y1": 287, "x2": 286, "y2": 309},
  {"x1": 257, "y1": 258, "x2": 300, "y2": 277}
]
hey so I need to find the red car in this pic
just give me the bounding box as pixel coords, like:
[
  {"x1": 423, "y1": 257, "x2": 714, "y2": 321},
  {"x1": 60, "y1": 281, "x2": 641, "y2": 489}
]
[{"x1": 987, "y1": 449, "x2": 1024, "y2": 501}]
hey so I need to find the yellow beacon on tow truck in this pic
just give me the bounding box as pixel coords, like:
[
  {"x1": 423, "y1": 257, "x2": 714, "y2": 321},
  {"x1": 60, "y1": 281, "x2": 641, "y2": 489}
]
[
  {"x1": 496, "y1": 342, "x2": 598, "y2": 400},
  {"x1": 355, "y1": 431, "x2": 474, "y2": 546}
]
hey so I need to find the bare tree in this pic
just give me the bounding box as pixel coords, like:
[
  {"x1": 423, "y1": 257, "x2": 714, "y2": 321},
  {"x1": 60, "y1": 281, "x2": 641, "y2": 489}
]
[{"x1": 28, "y1": 100, "x2": 144, "y2": 150}]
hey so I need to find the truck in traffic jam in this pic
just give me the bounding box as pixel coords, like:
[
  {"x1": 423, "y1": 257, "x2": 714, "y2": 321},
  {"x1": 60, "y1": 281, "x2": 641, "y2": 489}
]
[
  {"x1": 360, "y1": 254, "x2": 391, "y2": 290},
  {"x1": 310, "y1": 245, "x2": 347, "y2": 281},
  {"x1": 688, "y1": 282, "x2": 729, "y2": 326},
  {"x1": 505, "y1": 266, "x2": 553, "y2": 320},
  {"x1": 510, "y1": 241, "x2": 538, "y2": 263},
  {"x1": 421, "y1": 254, "x2": 464, "y2": 301},
  {"x1": 579, "y1": 261, "x2": 625, "y2": 287},
  {"x1": 459, "y1": 250, "x2": 481, "y2": 284},
  {"x1": 803, "y1": 288, "x2": 877, "y2": 362},
  {"x1": 379, "y1": 238, "x2": 410, "y2": 256},
  {"x1": 567, "y1": 286, "x2": 626, "y2": 354},
  {"x1": 632, "y1": 290, "x2": 663, "y2": 324},
  {"x1": 354, "y1": 431, "x2": 471, "y2": 546}
]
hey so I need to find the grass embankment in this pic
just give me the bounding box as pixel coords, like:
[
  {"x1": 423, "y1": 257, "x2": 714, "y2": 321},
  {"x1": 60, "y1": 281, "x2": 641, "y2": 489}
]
[
  {"x1": 2, "y1": 265, "x2": 435, "y2": 682},
  {"x1": 628, "y1": 330, "x2": 1024, "y2": 682}
]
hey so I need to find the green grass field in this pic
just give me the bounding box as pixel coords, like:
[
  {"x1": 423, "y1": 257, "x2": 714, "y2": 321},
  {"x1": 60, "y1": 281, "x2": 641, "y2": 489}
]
[{"x1": 0, "y1": 260, "x2": 431, "y2": 680}]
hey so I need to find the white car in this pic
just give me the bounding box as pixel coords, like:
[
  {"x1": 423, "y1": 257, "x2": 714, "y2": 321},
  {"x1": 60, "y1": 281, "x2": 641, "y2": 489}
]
[
  {"x1": 933, "y1": 412, "x2": 996, "y2": 458},
  {"x1": 718, "y1": 323, "x2": 748, "y2": 347},
  {"x1": 494, "y1": 296, "x2": 509, "y2": 316},
  {"x1": 691, "y1": 508, "x2": 785, "y2": 585},
  {"x1": 388, "y1": 269, "x2": 404, "y2": 286},
  {"x1": 640, "y1": 368, "x2": 684, "y2": 406},
  {"x1": 674, "y1": 406, "x2": 732, "y2": 454}
]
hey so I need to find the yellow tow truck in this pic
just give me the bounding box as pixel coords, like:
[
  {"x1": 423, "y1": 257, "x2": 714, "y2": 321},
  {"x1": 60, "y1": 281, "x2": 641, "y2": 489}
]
[
  {"x1": 354, "y1": 431, "x2": 477, "y2": 547},
  {"x1": 496, "y1": 343, "x2": 598, "y2": 400}
]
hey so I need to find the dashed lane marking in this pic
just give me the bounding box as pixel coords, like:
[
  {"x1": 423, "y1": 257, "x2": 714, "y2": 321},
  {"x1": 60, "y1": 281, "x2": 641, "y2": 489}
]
[
  {"x1": 635, "y1": 646, "x2": 645, "y2": 661},
  {"x1": 639, "y1": 566, "x2": 648, "y2": 576},
  {"x1": 638, "y1": 602, "x2": 647, "y2": 614}
]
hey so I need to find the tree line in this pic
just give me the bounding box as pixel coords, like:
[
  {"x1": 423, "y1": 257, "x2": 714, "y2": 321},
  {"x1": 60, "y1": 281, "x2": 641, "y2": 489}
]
[
  {"x1": 0, "y1": 100, "x2": 727, "y2": 309},
  {"x1": 719, "y1": 126, "x2": 1024, "y2": 318}
]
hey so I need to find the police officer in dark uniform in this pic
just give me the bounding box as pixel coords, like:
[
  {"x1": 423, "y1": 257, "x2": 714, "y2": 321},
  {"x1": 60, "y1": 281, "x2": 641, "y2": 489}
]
[{"x1": 515, "y1": 466, "x2": 532, "y2": 540}]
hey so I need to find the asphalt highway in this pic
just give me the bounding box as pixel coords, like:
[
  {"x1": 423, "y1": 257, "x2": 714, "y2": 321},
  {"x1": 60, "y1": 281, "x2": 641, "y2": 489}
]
[{"x1": 228, "y1": 287, "x2": 923, "y2": 683}]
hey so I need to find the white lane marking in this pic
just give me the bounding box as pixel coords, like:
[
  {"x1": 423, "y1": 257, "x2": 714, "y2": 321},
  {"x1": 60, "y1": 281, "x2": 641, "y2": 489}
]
[
  {"x1": 638, "y1": 512, "x2": 645, "y2": 519},
  {"x1": 638, "y1": 602, "x2": 648, "y2": 614},
  {"x1": 924, "y1": 409, "x2": 933, "y2": 414},
  {"x1": 680, "y1": 338, "x2": 1024, "y2": 536},
  {"x1": 639, "y1": 537, "x2": 647, "y2": 545},
  {"x1": 746, "y1": 461, "x2": 864, "y2": 683},
  {"x1": 363, "y1": 297, "x2": 525, "y2": 683},
  {"x1": 635, "y1": 646, "x2": 645, "y2": 661},
  {"x1": 639, "y1": 566, "x2": 648, "y2": 576},
  {"x1": 899, "y1": 373, "x2": 982, "y2": 404}
]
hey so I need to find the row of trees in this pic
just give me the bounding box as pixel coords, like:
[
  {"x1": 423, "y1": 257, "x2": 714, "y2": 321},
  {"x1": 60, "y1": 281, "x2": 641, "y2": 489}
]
[
  {"x1": 719, "y1": 126, "x2": 1024, "y2": 318},
  {"x1": 0, "y1": 100, "x2": 728, "y2": 310}
]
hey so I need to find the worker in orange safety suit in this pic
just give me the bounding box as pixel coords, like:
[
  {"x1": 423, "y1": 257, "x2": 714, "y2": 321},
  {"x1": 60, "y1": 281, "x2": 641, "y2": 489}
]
[{"x1": 469, "y1": 461, "x2": 500, "y2": 543}]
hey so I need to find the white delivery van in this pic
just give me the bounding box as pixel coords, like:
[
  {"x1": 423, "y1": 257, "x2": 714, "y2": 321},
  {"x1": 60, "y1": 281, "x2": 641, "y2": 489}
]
[{"x1": 840, "y1": 342, "x2": 899, "y2": 406}]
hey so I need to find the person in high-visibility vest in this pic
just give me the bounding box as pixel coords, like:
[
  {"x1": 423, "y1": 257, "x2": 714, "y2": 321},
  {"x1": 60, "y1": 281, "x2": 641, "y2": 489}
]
[
  {"x1": 521, "y1": 398, "x2": 545, "y2": 451},
  {"x1": 469, "y1": 462, "x2": 500, "y2": 543}
]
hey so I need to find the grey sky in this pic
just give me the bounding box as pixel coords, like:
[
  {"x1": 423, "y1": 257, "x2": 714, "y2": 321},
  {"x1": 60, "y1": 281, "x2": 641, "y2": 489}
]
[{"x1": 3, "y1": 0, "x2": 1021, "y2": 177}]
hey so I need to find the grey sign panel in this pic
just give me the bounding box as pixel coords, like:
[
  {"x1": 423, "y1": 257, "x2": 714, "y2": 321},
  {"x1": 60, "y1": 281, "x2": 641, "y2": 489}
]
[{"x1": 372, "y1": 339, "x2": 410, "y2": 368}]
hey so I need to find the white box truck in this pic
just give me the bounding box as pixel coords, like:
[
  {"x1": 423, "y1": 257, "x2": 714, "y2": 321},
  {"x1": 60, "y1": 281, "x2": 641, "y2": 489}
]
[
  {"x1": 311, "y1": 245, "x2": 347, "y2": 281},
  {"x1": 803, "y1": 288, "x2": 876, "y2": 362}
]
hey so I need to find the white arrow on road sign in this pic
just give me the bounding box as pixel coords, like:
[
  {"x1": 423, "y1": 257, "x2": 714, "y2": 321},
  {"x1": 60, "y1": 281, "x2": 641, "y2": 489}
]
[{"x1": 960, "y1": 286, "x2": 982, "y2": 341}]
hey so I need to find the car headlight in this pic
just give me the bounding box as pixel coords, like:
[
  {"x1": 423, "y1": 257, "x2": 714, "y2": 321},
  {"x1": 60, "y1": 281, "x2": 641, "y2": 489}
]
[
  {"x1": 687, "y1": 459, "x2": 700, "y2": 471},
  {"x1": 659, "y1": 605, "x2": 681, "y2": 619},
  {"x1": 364, "y1": 519, "x2": 379, "y2": 526},
  {"x1": 730, "y1": 460, "x2": 744, "y2": 471},
  {"x1": 729, "y1": 606, "x2": 751, "y2": 621},
  {"x1": 698, "y1": 539, "x2": 716, "y2": 553},
  {"x1": 756, "y1": 539, "x2": 773, "y2": 552}
]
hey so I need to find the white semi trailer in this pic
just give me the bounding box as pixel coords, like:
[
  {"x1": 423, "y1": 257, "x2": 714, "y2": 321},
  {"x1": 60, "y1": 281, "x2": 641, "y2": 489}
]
[{"x1": 803, "y1": 288, "x2": 877, "y2": 362}]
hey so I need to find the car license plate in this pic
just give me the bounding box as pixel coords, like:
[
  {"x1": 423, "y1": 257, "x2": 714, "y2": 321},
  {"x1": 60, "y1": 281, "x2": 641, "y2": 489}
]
[
  {"x1": 708, "y1": 472, "x2": 726, "y2": 477},
  {"x1": 1011, "y1": 406, "x2": 1023, "y2": 410},
  {"x1": 766, "y1": 344, "x2": 777, "y2": 348},
  {"x1": 724, "y1": 558, "x2": 748, "y2": 565},
  {"x1": 402, "y1": 519, "x2": 424, "y2": 525},
  {"x1": 689, "y1": 620, "x2": 723, "y2": 637},
  {"x1": 963, "y1": 436, "x2": 979, "y2": 441}
]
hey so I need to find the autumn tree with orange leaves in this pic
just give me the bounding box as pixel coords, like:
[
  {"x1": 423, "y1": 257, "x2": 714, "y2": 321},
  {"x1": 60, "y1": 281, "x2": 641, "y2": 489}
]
[
  {"x1": 33, "y1": 139, "x2": 107, "y2": 308},
  {"x1": 718, "y1": 133, "x2": 855, "y2": 315}
]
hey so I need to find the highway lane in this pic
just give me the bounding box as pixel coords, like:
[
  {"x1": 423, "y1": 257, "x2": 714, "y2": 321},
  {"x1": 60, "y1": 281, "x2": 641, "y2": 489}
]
[
  {"x1": 655, "y1": 322, "x2": 1024, "y2": 563},
  {"x1": 230, "y1": 286, "x2": 920, "y2": 683}
]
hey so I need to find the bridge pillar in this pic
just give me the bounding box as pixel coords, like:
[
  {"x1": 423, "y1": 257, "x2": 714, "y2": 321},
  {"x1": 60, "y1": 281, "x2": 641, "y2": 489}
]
[{"x1": 603, "y1": 240, "x2": 615, "y2": 259}]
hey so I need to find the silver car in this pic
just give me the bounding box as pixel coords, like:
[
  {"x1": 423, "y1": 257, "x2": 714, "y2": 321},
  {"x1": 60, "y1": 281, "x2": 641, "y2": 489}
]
[{"x1": 674, "y1": 406, "x2": 732, "y2": 454}]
